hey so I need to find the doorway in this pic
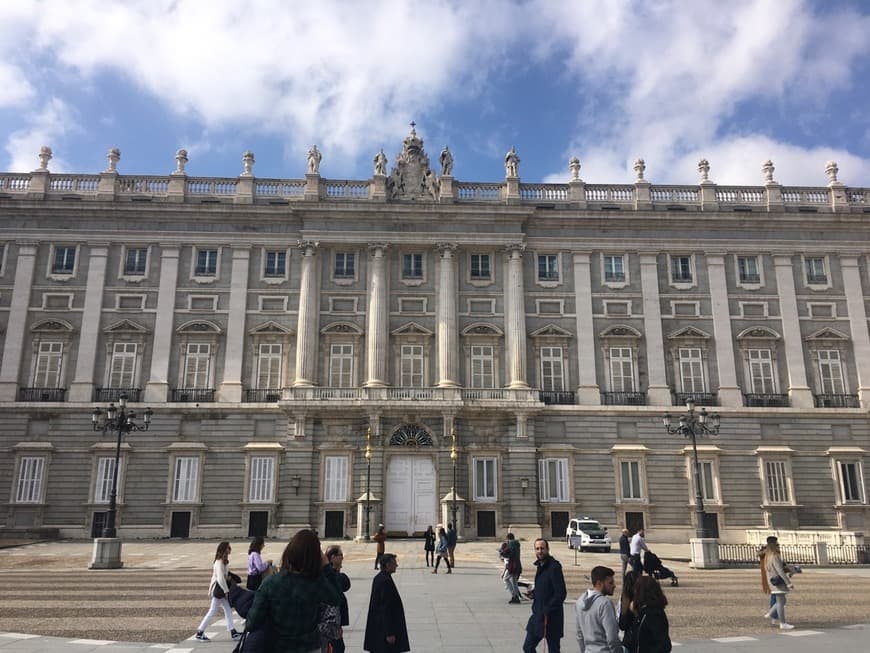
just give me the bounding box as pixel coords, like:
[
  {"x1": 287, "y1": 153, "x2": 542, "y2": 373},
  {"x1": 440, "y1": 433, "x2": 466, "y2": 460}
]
[
  {"x1": 170, "y1": 511, "x2": 191, "y2": 538},
  {"x1": 550, "y1": 511, "x2": 569, "y2": 538},
  {"x1": 384, "y1": 455, "x2": 437, "y2": 535},
  {"x1": 91, "y1": 511, "x2": 109, "y2": 538},
  {"x1": 324, "y1": 510, "x2": 345, "y2": 538},
  {"x1": 477, "y1": 510, "x2": 496, "y2": 537},
  {"x1": 248, "y1": 511, "x2": 268, "y2": 537}
]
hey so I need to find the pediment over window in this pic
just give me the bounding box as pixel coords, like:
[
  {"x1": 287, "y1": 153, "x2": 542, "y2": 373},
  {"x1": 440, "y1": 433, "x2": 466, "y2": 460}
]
[
  {"x1": 530, "y1": 324, "x2": 573, "y2": 338},
  {"x1": 667, "y1": 326, "x2": 711, "y2": 340},
  {"x1": 391, "y1": 322, "x2": 433, "y2": 337},
  {"x1": 104, "y1": 319, "x2": 149, "y2": 335},
  {"x1": 736, "y1": 326, "x2": 781, "y2": 341},
  {"x1": 461, "y1": 322, "x2": 504, "y2": 336},
  {"x1": 805, "y1": 327, "x2": 850, "y2": 342},
  {"x1": 31, "y1": 318, "x2": 74, "y2": 333},
  {"x1": 321, "y1": 321, "x2": 364, "y2": 335},
  {"x1": 176, "y1": 319, "x2": 222, "y2": 334},
  {"x1": 249, "y1": 320, "x2": 294, "y2": 336},
  {"x1": 599, "y1": 324, "x2": 642, "y2": 339}
]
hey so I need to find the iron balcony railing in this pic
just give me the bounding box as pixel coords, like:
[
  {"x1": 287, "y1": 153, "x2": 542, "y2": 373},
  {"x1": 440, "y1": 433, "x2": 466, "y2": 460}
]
[
  {"x1": 806, "y1": 274, "x2": 828, "y2": 284},
  {"x1": 245, "y1": 388, "x2": 282, "y2": 402},
  {"x1": 814, "y1": 393, "x2": 860, "y2": 408},
  {"x1": 169, "y1": 388, "x2": 215, "y2": 402},
  {"x1": 744, "y1": 393, "x2": 790, "y2": 407},
  {"x1": 94, "y1": 387, "x2": 141, "y2": 403},
  {"x1": 18, "y1": 387, "x2": 66, "y2": 402},
  {"x1": 539, "y1": 391, "x2": 576, "y2": 405},
  {"x1": 601, "y1": 391, "x2": 646, "y2": 406},
  {"x1": 673, "y1": 392, "x2": 717, "y2": 406}
]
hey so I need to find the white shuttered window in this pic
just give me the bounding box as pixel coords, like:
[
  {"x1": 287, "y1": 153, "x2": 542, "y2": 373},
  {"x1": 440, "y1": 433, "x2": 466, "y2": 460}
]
[
  {"x1": 172, "y1": 457, "x2": 199, "y2": 502},
  {"x1": 538, "y1": 458, "x2": 569, "y2": 502},
  {"x1": 109, "y1": 343, "x2": 137, "y2": 387},
  {"x1": 35, "y1": 342, "x2": 63, "y2": 387},
  {"x1": 184, "y1": 344, "x2": 211, "y2": 387},
  {"x1": 764, "y1": 461, "x2": 790, "y2": 504},
  {"x1": 15, "y1": 456, "x2": 45, "y2": 503},
  {"x1": 324, "y1": 456, "x2": 349, "y2": 502},
  {"x1": 94, "y1": 456, "x2": 117, "y2": 504},
  {"x1": 249, "y1": 456, "x2": 275, "y2": 502}
]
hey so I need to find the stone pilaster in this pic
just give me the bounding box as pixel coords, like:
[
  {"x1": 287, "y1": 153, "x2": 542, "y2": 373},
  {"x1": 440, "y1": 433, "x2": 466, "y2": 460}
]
[
  {"x1": 304, "y1": 173, "x2": 321, "y2": 201},
  {"x1": 639, "y1": 253, "x2": 671, "y2": 405},
  {"x1": 0, "y1": 242, "x2": 38, "y2": 401},
  {"x1": 840, "y1": 256, "x2": 870, "y2": 407},
  {"x1": 505, "y1": 244, "x2": 529, "y2": 389},
  {"x1": 705, "y1": 254, "x2": 742, "y2": 406},
  {"x1": 69, "y1": 244, "x2": 109, "y2": 401},
  {"x1": 773, "y1": 255, "x2": 813, "y2": 407},
  {"x1": 504, "y1": 177, "x2": 520, "y2": 204},
  {"x1": 293, "y1": 241, "x2": 320, "y2": 387},
  {"x1": 365, "y1": 244, "x2": 389, "y2": 387},
  {"x1": 369, "y1": 174, "x2": 387, "y2": 201},
  {"x1": 145, "y1": 245, "x2": 180, "y2": 402},
  {"x1": 438, "y1": 175, "x2": 454, "y2": 203},
  {"x1": 572, "y1": 252, "x2": 600, "y2": 404},
  {"x1": 436, "y1": 243, "x2": 459, "y2": 387},
  {"x1": 218, "y1": 246, "x2": 251, "y2": 402}
]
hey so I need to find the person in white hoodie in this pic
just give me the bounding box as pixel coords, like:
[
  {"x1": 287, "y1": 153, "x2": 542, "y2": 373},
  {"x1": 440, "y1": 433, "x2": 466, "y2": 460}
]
[{"x1": 575, "y1": 565, "x2": 621, "y2": 653}]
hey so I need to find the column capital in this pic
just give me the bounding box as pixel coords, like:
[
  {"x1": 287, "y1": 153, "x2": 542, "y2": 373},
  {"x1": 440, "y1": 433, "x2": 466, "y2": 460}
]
[
  {"x1": 504, "y1": 243, "x2": 526, "y2": 257},
  {"x1": 368, "y1": 242, "x2": 389, "y2": 254},
  {"x1": 297, "y1": 240, "x2": 320, "y2": 254},
  {"x1": 704, "y1": 252, "x2": 728, "y2": 265},
  {"x1": 839, "y1": 255, "x2": 861, "y2": 268},
  {"x1": 638, "y1": 251, "x2": 660, "y2": 264},
  {"x1": 773, "y1": 253, "x2": 794, "y2": 266},
  {"x1": 158, "y1": 243, "x2": 181, "y2": 257},
  {"x1": 435, "y1": 242, "x2": 458, "y2": 256}
]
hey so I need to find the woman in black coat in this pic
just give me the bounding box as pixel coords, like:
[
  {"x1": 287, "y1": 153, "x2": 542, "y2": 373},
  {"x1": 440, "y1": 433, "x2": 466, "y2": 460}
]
[{"x1": 629, "y1": 576, "x2": 672, "y2": 653}]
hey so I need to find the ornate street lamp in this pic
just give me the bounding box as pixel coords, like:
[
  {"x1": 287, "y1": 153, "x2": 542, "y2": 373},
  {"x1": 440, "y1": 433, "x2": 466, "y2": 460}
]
[
  {"x1": 663, "y1": 399, "x2": 720, "y2": 539},
  {"x1": 364, "y1": 426, "x2": 373, "y2": 541},
  {"x1": 450, "y1": 427, "x2": 458, "y2": 531}
]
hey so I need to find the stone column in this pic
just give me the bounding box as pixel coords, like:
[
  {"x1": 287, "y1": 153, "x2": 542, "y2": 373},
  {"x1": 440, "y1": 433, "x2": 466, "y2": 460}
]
[
  {"x1": 293, "y1": 241, "x2": 320, "y2": 387},
  {"x1": 0, "y1": 242, "x2": 38, "y2": 401},
  {"x1": 69, "y1": 244, "x2": 109, "y2": 401},
  {"x1": 639, "y1": 253, "x2": 671, "y2": 405},
  {"x1": 436, "y1": 243, "x2": 459, "y2": 387},
  {"x1": 773, "y1": 255, "x2": 813, "y2": 407},
  {"x1": 218, "y1": 246, "x2": 251, "y2": 402},
  {"x1": 145, "y1": 245, "x2": 180, "y2": 402},
  {"x1": 706, "y1": 253, "x2": 742, "y2": 406},
  {"x1": 840, "y1": 256, "x2": 870, "y2": 406},
  {"x1": 572, "y1": 252, "x2": 600, "y2": 404},
  {"x1": 365, "y1": 244, "x2": 389, "y2": 387},
  {"x1": 504, "y1": 244, "x2": 529, "y2": 389}
]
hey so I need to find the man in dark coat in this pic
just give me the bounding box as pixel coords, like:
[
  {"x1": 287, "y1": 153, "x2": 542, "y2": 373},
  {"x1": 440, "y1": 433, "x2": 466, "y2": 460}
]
[
  {"x1": 523, "y1": 538, "x2": 567, "y2": 653},
  {"x1": 364, "y1": 553, "x2": 410, "y2": 653}
]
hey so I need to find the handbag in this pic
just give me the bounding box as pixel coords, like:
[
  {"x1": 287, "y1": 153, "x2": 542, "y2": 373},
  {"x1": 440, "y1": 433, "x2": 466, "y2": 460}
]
[
  {"x1": 213, "y1": 582, "x2": 226, "y2": 599},
  {"x1": 769, "y1": 575, "x2": 785, "y2": 587},
  {"x1": 317, "y1": 603, "x2": 342, "y2": 641}
]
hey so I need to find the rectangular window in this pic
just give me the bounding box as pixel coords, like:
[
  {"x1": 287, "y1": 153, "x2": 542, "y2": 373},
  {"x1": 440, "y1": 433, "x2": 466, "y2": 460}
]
[
  {"x1": 748, "y1": 349, "x2": 776, "y2": 393},
  {"x1": 470, "y1": 345, "x2": 495, "y2": 388},
  {"x1": 249, "y1": 456, "x2": 275, "y2": 503},
  {"x1": 671, "y1": 255, "x2": 692, "y2": 282},
  {"x1": 678, "y1": 348, "x2": 705, "y2": 393},
  {"x1": 334, "y1": 252, "x2": 355, "y2": 278},
  {"x1": 15, "y1": 456, "x2": 45, "y2": 503},
  {"x1": 400, "y1": 344, "x2": 424, "y2": 387},
  {"x1": 470, "y1": 254, "x2": 491, "y2": 280},
  {"x1": 818, "y1": 350, "x2": 845, "y2": 394},
  {"x1": 124, "y1": 248, "x2": 148, "y2": 276},
  {"x1": 172, "y1": 456, "x2": 199, "y2": 502},
  {"x1": 537, "y1": 254, "x2": 559, "y2": 281},
  {"x1": 264, "y1": 251, "x2": 286, "y2": 277},
  {"x1": 697, "y1": 461, "x2": 716, "y2": 502},
  {"x1": 94, "y1": 456, "x2": 117, "y2": 504},
  {"x1": 34, "y1": 342, "x2": 63, "y2": 387},
  {"x1": 838, "y1": 461, "x2": 865, "y2": 503},
  {"x1": 540, "y1": 346, "x2": 564, "y2": 391},
  {"x1": 109, "y1": 342, "x2": 137, "y2": 388},
  {"x1": 52, "y1": 246, "x2": 76, "y2": 274},
  {"x1": 764, "y1": 460, "x2": 790, "y2": 504},
  {"x1": 183, "y1": 343, "x2": 211, "y2": 388},
  {"x1": 195, "y1": 249, "x2": 218, "y2": 276},
  {"x1": 474, "y1": 457, "x2": 497, "y2": 501},
  {"x1": 604, "y1": 255, "x2": 625, "y2": 282},
  {"x1": 329, "y1": 344, "x2": 354, "y2": 387},
  {"x1": 538, "y1": 458, "x2": 569, "y2": 502},
  {"x1": 737, "y1": 256, "x2": 760, "y2": 283},
  {"x1": 620, "y1": 460, "x2": 642, "y2": 500},
  {"x1": 324, "y1": 456, "x2": 349, "y2": 503},
  {"x1": 609, "y1": 347, "x2": 635, "y2": 392},
  {"x1": 257, "y1": 344, "x2": 283, "y2": 389},
  {"x1": 806, "y1": 257, "x2": 827, "y2": 284},
  {"x1": 402, "y1": 253, "x2": 423, "y2": 279}
]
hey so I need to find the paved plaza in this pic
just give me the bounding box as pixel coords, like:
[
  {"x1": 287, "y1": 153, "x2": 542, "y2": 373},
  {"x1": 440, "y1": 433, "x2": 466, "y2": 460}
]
[{"x1": 1, "y1": 538, "x2": 869, "y2": 652}]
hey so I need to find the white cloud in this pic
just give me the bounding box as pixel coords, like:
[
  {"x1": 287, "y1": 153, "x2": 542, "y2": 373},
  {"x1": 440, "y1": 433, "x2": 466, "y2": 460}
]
[
  {"x1": 5, "y1": 98, "x2": 76, "y2": 172},
  {"x1": 0, "y1": 62, "x2": 35, "y2": 108}
]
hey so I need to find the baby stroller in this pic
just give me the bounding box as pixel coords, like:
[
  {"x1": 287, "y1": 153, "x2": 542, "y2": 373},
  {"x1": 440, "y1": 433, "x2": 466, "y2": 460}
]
[{"x1": 643, "y1": 551, "x2": 678, "y2": 586}]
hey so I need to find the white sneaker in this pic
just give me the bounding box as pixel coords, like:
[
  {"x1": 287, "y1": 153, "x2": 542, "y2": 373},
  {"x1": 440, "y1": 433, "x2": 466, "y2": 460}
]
[{"x1": 780, "y1": 623, "x2": 795, "y2": 630}]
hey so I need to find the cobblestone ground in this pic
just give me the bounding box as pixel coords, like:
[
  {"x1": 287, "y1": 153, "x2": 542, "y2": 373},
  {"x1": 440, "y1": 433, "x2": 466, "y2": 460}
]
[{"x1": 2, "y1": 539, "x2": 869, "y2": 644}]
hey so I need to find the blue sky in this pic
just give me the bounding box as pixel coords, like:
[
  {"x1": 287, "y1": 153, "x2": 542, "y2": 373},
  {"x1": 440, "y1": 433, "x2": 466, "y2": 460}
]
[{"x1": 1, "y1": 0, "x2": 869, "y2": 187}]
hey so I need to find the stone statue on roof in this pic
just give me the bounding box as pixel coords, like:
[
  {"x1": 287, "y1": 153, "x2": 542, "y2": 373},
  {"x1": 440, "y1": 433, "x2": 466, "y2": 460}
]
[
  {"x1": 505, "y1": 146, "x2": 520, "y2": 178},
  {"x1": 439, "y1": 146, "x2": 453, "y2": 176},
  {"x1": 307, "y1": 145, "x2": 322, "y2": 174}
]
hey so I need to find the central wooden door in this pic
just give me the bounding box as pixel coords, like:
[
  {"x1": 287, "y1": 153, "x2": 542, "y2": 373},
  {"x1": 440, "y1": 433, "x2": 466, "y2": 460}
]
[{"x1": 385, "y1": 455, "x2": 437, "y2": 535}]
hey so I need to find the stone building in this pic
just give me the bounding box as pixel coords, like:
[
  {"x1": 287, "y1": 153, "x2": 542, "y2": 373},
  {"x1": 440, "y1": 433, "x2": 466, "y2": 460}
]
[{"x1": 0, "y1": 131, "x2": 868, "y2": 544}]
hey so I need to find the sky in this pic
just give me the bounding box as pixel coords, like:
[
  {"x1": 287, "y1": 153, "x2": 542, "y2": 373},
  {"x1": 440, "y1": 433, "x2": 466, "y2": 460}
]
[{"x1": 1, "y1": 0, "x2": 869, "y2": 187}]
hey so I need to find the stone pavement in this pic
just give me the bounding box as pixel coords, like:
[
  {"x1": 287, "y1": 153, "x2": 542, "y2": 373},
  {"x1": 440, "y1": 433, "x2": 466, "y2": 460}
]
[{"x1": 1, "y1": 538, "x2": 869, "y2": 651}]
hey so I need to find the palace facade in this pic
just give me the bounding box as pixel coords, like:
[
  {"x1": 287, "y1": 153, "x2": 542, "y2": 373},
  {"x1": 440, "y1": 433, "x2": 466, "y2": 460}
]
[{"x1": 1, "y1": 129, "x2": 868, "y2": 544}]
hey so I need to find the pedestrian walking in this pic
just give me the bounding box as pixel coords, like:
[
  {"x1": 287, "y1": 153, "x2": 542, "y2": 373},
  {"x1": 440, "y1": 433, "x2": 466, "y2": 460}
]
[
  {"x1": 194, "y1": 541, "x2": 242, "y2": 642},
  {"x1": 446, "y1": 522, "x2": 458, "y2": 568},
  {"x1": 324, "y1": 545, "x2": 351, "y2": 653},
  {"x1": 245, "y1": 529, "x2": 343, "y2": 652},
  {"x1": 246, "y1": 536, "x2": 273, "y2": 591},
  {"x1": 629, "y1": 528, "x2": 649, "y2": 575},
  {"x1": 499, "y1": 532, "x2": 522, "y2": 604},
  {"x1": 522, "y1": 538, "x2": 567, "y2": 653},
  {"x1": 762, "y1": 539, "x2": 795, "y2": 630},
  {"x1": 575, "y1": 565, "x2": 621, "y2": 653},
  {"x1": 432, "y1": 526, "x2": 452, "y2": 574},
  {"x1": 423, "y1": 525, "x2": 436, "y2": 567},
  {"x1": 618, "y1": 571, "x2": 640, "y2": 652},
  {"x1": 373, "y1": 524, "x2": 386, "y2": 570},
  {"x1": 618, "y1": 528, "x2": 631, "y2": 580},
  {"x1": 364, "y1": 553, "x2": 410, "y2": 653},
  {"x1": 627, "y1": 577, "x2": 671, "y2": 653}
]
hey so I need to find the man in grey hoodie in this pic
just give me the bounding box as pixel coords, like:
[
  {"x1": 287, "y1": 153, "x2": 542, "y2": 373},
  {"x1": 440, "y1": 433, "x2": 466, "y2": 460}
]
[{"x1": 575, "y1": 565, "x2": 621, "y2": 653}]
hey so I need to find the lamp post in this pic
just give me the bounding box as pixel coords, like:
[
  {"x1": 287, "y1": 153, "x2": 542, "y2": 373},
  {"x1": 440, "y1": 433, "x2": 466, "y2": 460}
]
[
  {"x1": 450, "y1": 427, "x2": 458, "y2": 531},
  {"x1": 364, "y1": 427, "x2": 373, "y2": 541},
  {"x1": 89, "y1": 393, "x2": 152, "y2": 569},
  {"x1": 663, "y1": 399, "x2": 720, "y2": 539}
]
